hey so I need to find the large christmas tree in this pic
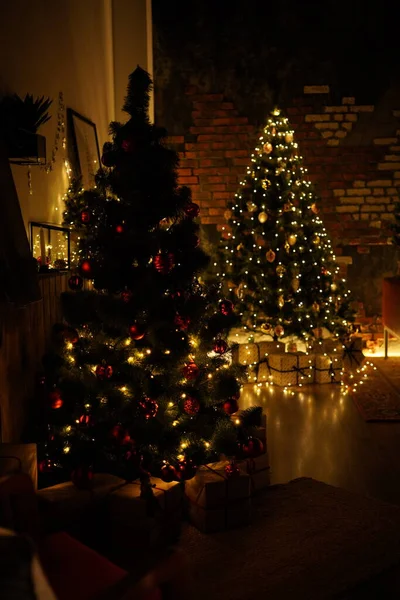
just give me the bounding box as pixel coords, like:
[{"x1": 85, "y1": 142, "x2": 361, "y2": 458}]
[
  {"x1": 38, "y1": 68, "x2": 259, "y2": 486},
  {"x1": 217, "y1": 109, "x2": 354, "y2": 342}
]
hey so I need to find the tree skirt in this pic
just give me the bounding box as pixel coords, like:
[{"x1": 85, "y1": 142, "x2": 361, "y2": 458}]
[
  {"x1": 180, "y1": 478, "x2": 400, "y2": 600},
  {"x1": 350, "y1": 357, "x2": 400, "y2": 421}
]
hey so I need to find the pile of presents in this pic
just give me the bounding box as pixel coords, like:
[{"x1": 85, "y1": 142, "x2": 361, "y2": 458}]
[
  {"x1": 232, "y1": 333, "x2": 364, "y2": 387},
  {"x1": 0, "y1": 419, "x2": 269, "y2": 556}
]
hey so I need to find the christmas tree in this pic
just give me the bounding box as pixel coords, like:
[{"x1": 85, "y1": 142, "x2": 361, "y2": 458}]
[
  {"x1": 217, "y1": 109, "x2": 354, "y2": 343},
  {"x1": 37, "y1": 68, "x2": 260, "y2": 487}
]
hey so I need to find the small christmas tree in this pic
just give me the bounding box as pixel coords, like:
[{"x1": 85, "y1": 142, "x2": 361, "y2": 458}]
[
  {"x1": 37, "y1": 68, "x2": 259, "y2": 486},
  {"x1": 217, "y1": 109, "x2": 354, "y2": 343}
]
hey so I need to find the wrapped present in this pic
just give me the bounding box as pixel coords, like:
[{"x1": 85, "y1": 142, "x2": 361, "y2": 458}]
[
  {"x1": 109, "y1": 477, "x2": 182, "y2": 556},
  {"x1": 185, "y1": 461, "x2": 251, "y2": 533},
  {"x1": 0, "y1": 443, "x2": 38, "y2": 489},
  {"x1": 232, "y1": 343, "x2": 259, "y2": 365},
  {"x1": 38, "y1": 473, "x2": 125, "y2": 530},
  {"x1": 314, "y1": 354, "x2": 343, "y2": 384},
  {"x1": 258, "y1": 352, "x2": 314, "y2": 386},
  {"x1": 237, "y1": 453, "x2": 270, "y2": 494},
  {"x1": 258, "y1": 341, "x2": 285, "y2": 359},
  {"x1": 311, "y1": 338, "x2": 343, "y2": 355}
]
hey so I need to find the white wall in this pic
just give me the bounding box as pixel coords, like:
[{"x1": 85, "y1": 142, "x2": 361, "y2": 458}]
[{"x1": 0, "y1": 0, "x2": 153, "y2": 235}]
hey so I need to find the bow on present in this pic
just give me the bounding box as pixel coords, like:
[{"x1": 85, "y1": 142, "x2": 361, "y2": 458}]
[
  {"x1": 342, "y1": 339, "x2": 361, "y2": 367},
  {"x1": 292, "y1": 364, "x2": 308, "y2": 384}
]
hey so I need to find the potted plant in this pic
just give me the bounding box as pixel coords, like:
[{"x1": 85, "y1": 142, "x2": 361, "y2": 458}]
[{"x1": 0, "y1": 93, "x2": 52, "y2": 164}]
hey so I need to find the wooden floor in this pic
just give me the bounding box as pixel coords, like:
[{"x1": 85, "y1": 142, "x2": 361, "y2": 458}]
[{"x1": 240, "y1": 383, "x2": 400, "y2": 506}]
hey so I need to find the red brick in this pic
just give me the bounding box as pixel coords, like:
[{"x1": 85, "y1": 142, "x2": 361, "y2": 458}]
[
  {"x1": 199, "y1": 158, "x2": 226, "y2": 167},
  {"x1": 193, "y1": 168, "x2": 220, "y2": 176},
  {"x1": 184, "y1": 152, "x2": 197, "y2": 159},
  {"x1": 202, "y1": 184, "x2": 226, "y2": 191},
  {"x1": 232, "y1": 158, "x2": 250, "y2": 166},
  {"x1": 213, "y1": 192, "x2": 232, "y2": 200},
  {"x1": 197, "y1": 134, "x2": 238, "y2": 142},
  {"x1": 211, "y1": 117, "x2": 249, "y2": 126},
  {"x1": 211, "y1": 142, "x2": 237, "y2": 150},
  {"x1": 167, "y1": 135, "x2": 184, "y2": 144},
  {"x1": 201, "y1": 215, "x2": 225, "y2": 225},
  {"x1": 209, "y1": 208, "x2": 225, "y2": 216},
  {"x1": 179, "y1": 176, "x2": 199, "y2": 185},
  {"x1": 224, "y1": 150, "x2": 248, "y2": 158},
  {"x1": 191, "y1": 191, "x2": 211, "y2": 200},
  {"x1": 202, "y1": 176, "x2": 225, "y2": 184},
  {"x1": 328, "y1": 181, "x2": 345, "y2": 188},
  {"x1": 185, "y1": 143, "x2": 211, "y2": 152},
  {"x1": 190, "y1": 126, "x2": 216, "y2": 134},
  {"x1": 179, "y1": 159, "x2": 199, "y2": 168},
  {"x1": 200, "y1": 199, "x2": 227, "y2": 208},
  {"x1": 177, "y1": 168, "x2": 193, "y2": 177}
]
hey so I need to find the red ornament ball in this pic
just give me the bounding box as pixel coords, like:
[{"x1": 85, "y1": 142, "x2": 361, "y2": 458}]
[
  {"x1": 129, "y1": 323, "x2": 145, "y2": 340},
  {"x1": 80, "y1": 260, "x2": 92, "y2": 275},
  {"x1": 71, "y1": 466, "x2": 93, "y2": 490},
  {"x1": 183, "y1": 396, "x2": 200, "y2": 416},
  {"x1": 121, "y1": 137, "x2": 135, "y2": 152},
  {"x1": 110, "y1": 425, "x2": 126, "y2": 443},
  {"x1": 139, "y1": 397, "x2": 158, "y2": 420},
  {"x1": 223, "y1": 398, "x2": 239, "y2": 415},
  {"x1": 213, "y1": 339, "x2": 228, "y2": 354},
  {"x1": 242, "y1": 437, "x2": 264, "y2": 458},
  {"x1": 174, "y1": 314, "x2": 190, "y2": 330},
  {"x1": 68, "y1": 275, "x2": 83, "y2": 291},
  {"x1": 160, "y1": 463, "x2": 177, "y2": 483},
  {"x1": 225, "y1": 460, "x2": 241, "y2": 478},
  {"x1": 78, "y1": 414, "x2": 91, "y2": 425},
  {"x1": 153, "y1": 252, "x2": 175, "y2": 274},
  {"x1": 101, "y1": 152, "x2": 115, "y2": 167},
  {"x1": 175, "y1": 458, "x2": 197, "y2": 481},
  {"x1": 115, "y1": 224, "x2": 124, "y2": 233},
  {"x1": 81, "y1": 210, "x2": 90, "y2": 224},
  {"x1": 182, "y1": 361, "x2": 200, "y2": 380},
  {"x1": 49, "y1": 390, "x2": 63, "y2": 409},
  {"x1": 121, "y1": 289, "x2": 132, "y2": 303},
  {"x1": 95, "y1": 364, "x2": 113, "y2": 380},
  {"x1": 219, "y1": 300, "x2": 234, "y2": 316},
  {"x1": 185, "y1": 202, "x2": 200, "y2": 219},
  {"x1": 39, "y1": 459, "x2": 53, "y2": 473}
]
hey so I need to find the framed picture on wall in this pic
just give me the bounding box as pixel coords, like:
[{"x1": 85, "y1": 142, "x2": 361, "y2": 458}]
[{"x1": 67, "y1": 108, "x2": 101, "y2": 189}]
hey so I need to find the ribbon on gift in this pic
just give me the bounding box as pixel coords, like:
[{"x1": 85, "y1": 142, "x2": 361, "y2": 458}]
[
  {"x1": 342, "y1": 340, "x2": 362, "y2": 367},
  {"x1": 291, "y1": 364, "x2": 308, "y2": 384},
  {"x1": 259, "y1": 356, "x2": 311, "y2": 384},
  {"x1": 186, "y1": 462, "x2": 249, "y2": 529},
  {"x1": 314, "y1": 361, "x2": 341, "y2": 384}
]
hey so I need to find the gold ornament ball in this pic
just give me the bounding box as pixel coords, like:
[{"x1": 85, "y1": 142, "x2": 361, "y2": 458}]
[
  {"x1": 263, "y1": 142, "x2": 273, "y2": 155},
  {"x1": 247, "y1": 201, "x2": 257, "y2": 213},
  {"x1": 312, "y1": 302, "x2": 320, "y2": 312},
  {"x1": 292, "y1": 278, "x2": 300, "y2": 292},
  {"x1": 288, "y1": 234, "x2": 297, "y2": 246},
  {"x1": 224, "y1": 209, "x2": 233, "y2": 220},
  {"x1": 261, "y1": 179, "x2": 271, "y2": 190},
  {"x1": 284, "y1": 242, "x2": 290, "y2": 253},
  {"x1": 266, "y1": 249, "x2": 276, "y2": 263},
  {"x1": 237, "y1": 243, "x2": 245, "y2": 252},
  {"x1": 274, "y1": 325, "x2": 284, "y2": 337},
  {"x1": 285, "y1": 132, "x2": 294, "y2": 143},
  {"x1": 260, "y1": 322, "x2": 273, "y2": 334},
  {"x1": 258, "y1": 211, "x2": 268, "y2": 224},
  {"x1": 311, "y1": 203, "x2": 318, "y2": 214},
  {"x1": 331, "y1": 283, "x2": 337, "y2": 291},
  {"x1": 276, "y1": 265, "x2": 286, "y2": 277},
  {"x1": 278, "y1": 295, "x2": 285, "y2": 308},
  {"x1": 283, "y1": 203, "x2": 292, "y2": 213},
  {"x1": 313, "y1": 235, "x2": 321, "y2": 245}
]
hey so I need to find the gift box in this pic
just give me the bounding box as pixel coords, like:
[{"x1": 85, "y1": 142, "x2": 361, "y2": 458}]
[
  {"x1": 311, "y1": 338, "x2": 343, "y2": 355},
  {"x1": 314, "y1": 354, "x2": 343, "y2": 384},
  {"x1": 258, "y1": 341, "x2": 285, "y2": 359},
  {"x1": 237, "y1": 453, "x2": 270, "y2": 494},
  {"x1": 185, "y1": 461, "x2": 251, "y2": 533},
  {"x1": 38, "y1": 473, "x2": 125, "y2": 530},
  {"x1": 232, "y1": 343, "x2": 259, "y2": 365},
  {"x1": 109, "y1": 477, "x2": 182, "y2": 556},
  {"x1": 258, "y1": 352, "x2": 314, "y2": 386},
  {"x1": 0, "y1": 443, "x2": 38, "y2": 489}
]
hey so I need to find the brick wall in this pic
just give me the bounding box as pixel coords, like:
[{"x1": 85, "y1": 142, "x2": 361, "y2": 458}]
[{"x1": 168, "y1": 85, "x2": 400, "y2": 251}]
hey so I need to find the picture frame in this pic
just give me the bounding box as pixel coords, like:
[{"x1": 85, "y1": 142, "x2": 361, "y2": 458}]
[
  {"x1": 67, "y1": 108, "x2": 101, "y2": 189},
  {"x1": 30, "y1": 222, "x2": 71, "y2": 271}
]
